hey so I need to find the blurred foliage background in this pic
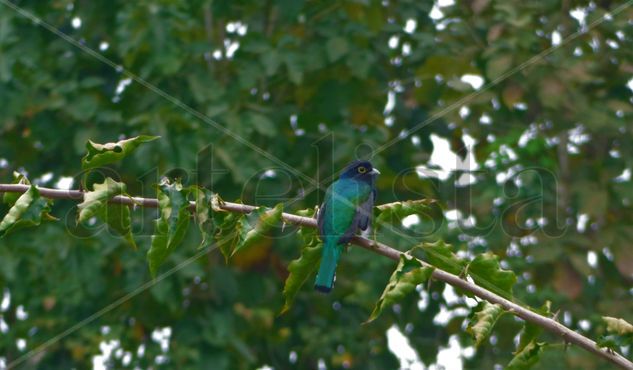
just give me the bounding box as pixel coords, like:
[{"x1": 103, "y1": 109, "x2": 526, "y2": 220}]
[{"x1": 0, "y1": 0, "x2": 632, "y2": 369}]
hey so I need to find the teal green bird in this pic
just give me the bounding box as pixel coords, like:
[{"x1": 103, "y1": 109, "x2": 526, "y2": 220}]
[{"x1": 315, "y1": 160, "x2": 380, "y2": 293}]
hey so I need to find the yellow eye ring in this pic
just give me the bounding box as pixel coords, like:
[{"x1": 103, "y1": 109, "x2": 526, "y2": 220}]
[{"x1": 357, "y1": 166, "x2": 367, "y2": 174}]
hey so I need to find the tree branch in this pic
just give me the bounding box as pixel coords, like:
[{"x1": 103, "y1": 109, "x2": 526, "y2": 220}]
[{"x1": 1, "y1": 183, "x2": 631, "y2": 369}]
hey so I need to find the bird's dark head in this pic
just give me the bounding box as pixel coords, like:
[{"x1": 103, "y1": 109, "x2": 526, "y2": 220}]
[{"x1": 339, "y1": 160, "x2": 380, "y2": 182}]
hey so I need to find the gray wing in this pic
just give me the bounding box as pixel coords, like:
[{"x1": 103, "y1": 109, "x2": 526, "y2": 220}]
[
  {"x1": 316, "y1": 198, "x2": 327, "y2": 238},
  {"x1": 338, "y1": 188, "x2": 375, "y2": 244},
  {"x1": 357, "y1": 188, "x2": 376, "y2": 231}
]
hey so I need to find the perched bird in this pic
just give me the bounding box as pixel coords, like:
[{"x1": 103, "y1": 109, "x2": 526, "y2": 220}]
[{"x1": 315, "y1": 160, "x2": 380, "y2": 293}]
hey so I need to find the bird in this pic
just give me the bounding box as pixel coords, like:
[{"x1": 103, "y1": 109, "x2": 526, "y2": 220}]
[{"x1": 314, "y1": 160, "x2": 380, "y2": 293}]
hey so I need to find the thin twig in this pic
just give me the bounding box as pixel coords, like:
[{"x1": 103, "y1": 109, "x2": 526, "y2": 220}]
[{"x1": 0, "y1": 183, "x2": 631, "y2": 369}]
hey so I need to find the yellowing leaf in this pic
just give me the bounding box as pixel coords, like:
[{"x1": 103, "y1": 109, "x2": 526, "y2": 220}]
[
  {"x1": 82, "y1": 135, "x2": 159, "y2": 170},
  {"x1": 366, "y1": 253, "x2": 434, "y2": 323},
  {"x1": 0, "y1": 185, "x2": 53, "y2": 237},
  {"x1": 468, "y1": 302, "x2": 504, "y2": 347},
  {"x1": 2, "y1": 171, "x2": 30, "y2": 206},
  {"x1": 603, "y1": 316, "x2": 633, "y2": 336},
  {"x1": 77, "y1": 177, "x2": 126, "y2": 223}
]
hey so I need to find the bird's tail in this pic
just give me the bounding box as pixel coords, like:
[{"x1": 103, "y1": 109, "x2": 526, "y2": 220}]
[{"x1": 315, "y1": 239, "x2": 341, "y2": 293}]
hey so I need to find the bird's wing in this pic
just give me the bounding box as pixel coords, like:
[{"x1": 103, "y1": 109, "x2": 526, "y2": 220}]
[
  {"x1": 338, "y1": 187, "x2": 375, "y2": 244},
  {"x1": 317, "y1": 198, "x2": 327, "y2": 237},
  {"x1": 317, "y1": 186, "x2": 335, "y2": 239},
  {"x1": 356, "y1": 188, "x2": 376, "y2": 231}
]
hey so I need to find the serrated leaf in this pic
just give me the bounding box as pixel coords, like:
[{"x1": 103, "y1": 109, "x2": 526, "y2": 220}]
[
  {"x1": 366, "y1": 254, "x2": 434, "y2": 323},
  {"x1": 414, "y1": 240, "x2": 466, "y2": 275},
  {"x1": 98, "y1": 204, "x2": 136, "y2": 249},
  {"x1": 506, "y1": 341, "x2": 544, "y2": 370},
  {"x1": 233, "y1": 203, "x2": 283, "y2": 256},
  {"x1": 190, "y1": 186, "x2": 214, "y2": 249},
  {"x1": 147, "y1": 180, "x2": 190, "y2": 277},
  {"x1": 597, "y1": 330, "x2": 632, "y2": 350},
  {"x1": 280, "y1": 227, "x2": 322, "y2": 315},
  {"x1": 468, "y1": 302, "x2": 504, "y2": 346},
  {"x1": 2, "y1": 171, "x2": 30, "y2": 205},
  {"x1": 603, "y1": 316, "x2": 633, "y2": 335},
  {"x1": 375, "y1": 199, "x2": 437, "y2": 228},
  {"x1": 82, "y1": 135, "x2": 159, "y2": 170},
  {"x1": 467, "y1": 252, "x2": 516, "y2": 300},
  {"x1": 0, "y1": 185, "x2": 53, "y2": 237},
  {"x1": 77, "y1": 177, "x2": 126, "y2": 223},
  {"x1": 212, "y1": 194, "x2": 247, "y2": 262},
  {"x1": 596, "y1": 335, "x2": 622, "y2": 351}
]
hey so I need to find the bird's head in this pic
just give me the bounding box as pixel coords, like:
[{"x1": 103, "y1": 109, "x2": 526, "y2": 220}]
[{"x1": 339, "y1": 160, "x2": 380, "y2": 183}]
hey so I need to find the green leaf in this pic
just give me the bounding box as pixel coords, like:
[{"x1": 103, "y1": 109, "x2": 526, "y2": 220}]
[
  {"x1": 0, "y1": 185, "x2": 53, "y2": 237},
  {"x1": 233, "y1": 203, "x2": 283, "y2": 256},
  {"x1": 77, "y1": 177, "x2": 126, "y2": 224},
  {"x1": 596, "y1": 335, "x2": 622, "y2": 351},
  {"x1": 191, "y1": 186, "x2": 214, "y2": 249},
  {"x1": 2, "y1": 171, "x2": 30, "y2": 206},
  {"x1": 280, "y1": 207, "x2": 321, "y2": 314},
  {"x1": 261, "y1": 49, "x2": 281, "y2": 76},
  {"x1": 366, "y1": 253, "x2": 434, "y2": 323},
  {"x1": 248, "y1": 112, "x2": 276, "y2": 138},
  {"x1": 215, "y1": 212, "x2": 246, "y2": 262},
  {"x1": 211, "y1": 194, "x2": 246, "y2": 262},
  {"x1": 414, "y1": 240, "x2": 466, "y2": 275},
  {"x1": 506, "y1": 341, "x2": 544, "y2": 370},
  {"x1": 326, "y1": 37, "x2": 349, "y2": 62},
  {"x1": 517, "y1": 301, "x2": 550, "y2": 352},
  {"x1": 603, "y1": 316, "x2": 633, "y2": 336},
  {"x1": 98, "y1": 204, "x2": 137, "y2": 249},
  {"x1": 147, "y1": 180, "x2": 191, "y2": 277},
  {"x1": 284, "y1": 52, "x2": 304, "y2": 85},
  {"x1": 467, "y1": 302, "x2": 504, "y2": 346},
  {"x1": 295, "y1": 207, "x2": 318, "y2": 218},
  {"x1": 81, "y1": 135, "x2": 160, "y2": 170},
  {"x1": 375, "y1": 199, "x2": 438, "y2": 228},
  {"x1": 467, "y1": 252, "x2": 517, "y2": 300},
  {"x1": 280, "y1": 226, "x2": 323, "y2": 315}
]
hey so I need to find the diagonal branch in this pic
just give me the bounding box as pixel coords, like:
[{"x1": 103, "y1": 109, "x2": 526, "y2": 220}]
[{"x1": 0, "y1": 183, "x2": 631, "y2": 369}]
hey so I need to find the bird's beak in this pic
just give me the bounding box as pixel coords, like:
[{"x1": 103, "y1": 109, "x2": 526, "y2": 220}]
[{"x1": 370, "y1": 168, "x2": 381, "y2": 175}]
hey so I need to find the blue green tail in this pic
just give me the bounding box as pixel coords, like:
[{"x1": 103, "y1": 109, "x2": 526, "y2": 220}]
[{"x1": 315, "y1": 240, "x2": 341, "y2": 293}]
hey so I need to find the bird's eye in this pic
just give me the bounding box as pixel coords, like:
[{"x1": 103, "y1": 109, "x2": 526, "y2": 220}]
[{"x1": 357, "y1": 166, "x2": 367, "y2": 174}]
